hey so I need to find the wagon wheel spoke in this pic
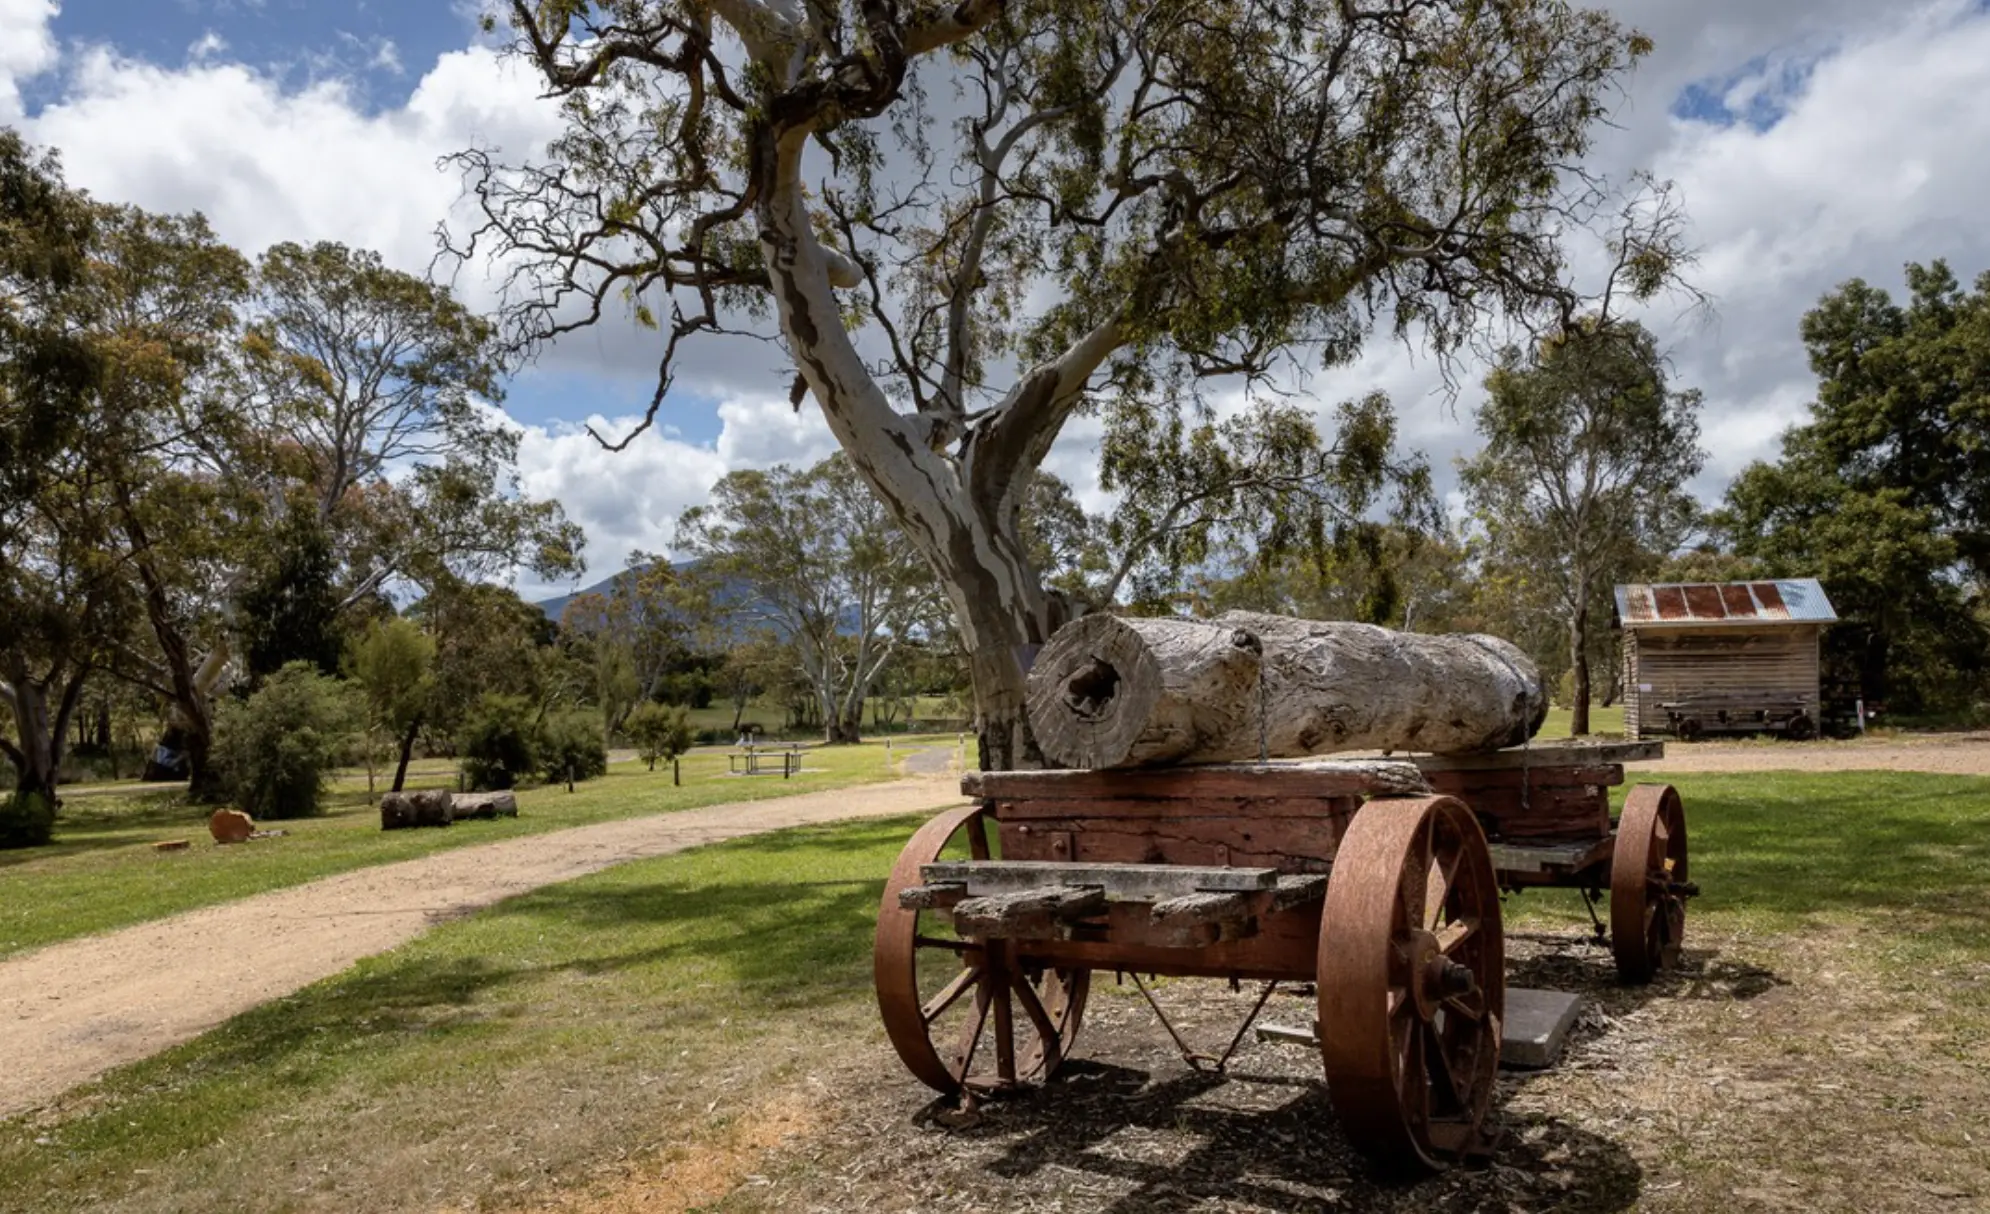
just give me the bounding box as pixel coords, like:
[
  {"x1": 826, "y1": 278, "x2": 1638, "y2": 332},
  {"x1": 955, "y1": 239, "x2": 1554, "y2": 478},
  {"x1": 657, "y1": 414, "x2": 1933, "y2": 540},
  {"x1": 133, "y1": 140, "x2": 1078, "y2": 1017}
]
[
  {"x1": 951, "y1": 982, "x2": 992, "y2": 1082},
  {"x1": 914, "y1": 934, "x2": 976, "y2": 953},
  {"x1": 1397, "y1": 1020, "x2": 1431, "y2": 1122},
  {"x1": 1442, "y1": 990, "x2": 1486, "y2": 1023},
  {"x1": 1424, "y1": 1020, "x2": 1468, "y2": 1110},
  {"x1": 1010, "y1": 970, "x2": 1062, "y2": 1074},
  {"x1": 1434, "y1": 916, "x2": 1479, "y2": 955},
  {"x1": 922, "y1": 966, "x2": 983, "y2": 1025},
  {"x1": 966, "y1": 814, "x2": 991, "y2": 861},
  {"x1": 991, "y1": 974, "x2": 1018, "y2": 1083}
]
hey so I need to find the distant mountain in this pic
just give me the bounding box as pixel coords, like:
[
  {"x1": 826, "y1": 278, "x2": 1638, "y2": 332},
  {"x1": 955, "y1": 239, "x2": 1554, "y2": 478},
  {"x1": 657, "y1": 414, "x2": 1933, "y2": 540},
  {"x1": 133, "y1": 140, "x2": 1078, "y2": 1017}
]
[{"x1": 535, "y1": 559, "x2": 863, "y2": 642}]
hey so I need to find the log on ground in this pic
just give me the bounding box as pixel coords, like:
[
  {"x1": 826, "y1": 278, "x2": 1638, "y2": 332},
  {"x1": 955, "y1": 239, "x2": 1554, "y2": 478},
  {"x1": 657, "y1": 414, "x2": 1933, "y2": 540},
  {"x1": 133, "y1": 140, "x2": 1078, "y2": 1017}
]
[{"x1": 1026, "y1": 611, "x2": 1546, "y2": 769}]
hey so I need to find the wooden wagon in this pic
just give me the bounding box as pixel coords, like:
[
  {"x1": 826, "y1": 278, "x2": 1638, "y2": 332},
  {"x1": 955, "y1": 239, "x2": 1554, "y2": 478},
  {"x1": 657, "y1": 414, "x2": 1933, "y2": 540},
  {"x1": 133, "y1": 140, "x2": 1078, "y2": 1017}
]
[{"x1": 873, "y1": 742, "x2": 1692, "y2": 1173}]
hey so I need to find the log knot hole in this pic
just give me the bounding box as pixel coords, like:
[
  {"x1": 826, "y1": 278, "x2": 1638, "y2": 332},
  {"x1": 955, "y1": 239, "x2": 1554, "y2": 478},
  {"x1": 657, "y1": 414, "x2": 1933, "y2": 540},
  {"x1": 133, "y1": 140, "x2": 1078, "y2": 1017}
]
[{"x1": 1065, "y1": 657, "x2": 1121, "y2": 720}]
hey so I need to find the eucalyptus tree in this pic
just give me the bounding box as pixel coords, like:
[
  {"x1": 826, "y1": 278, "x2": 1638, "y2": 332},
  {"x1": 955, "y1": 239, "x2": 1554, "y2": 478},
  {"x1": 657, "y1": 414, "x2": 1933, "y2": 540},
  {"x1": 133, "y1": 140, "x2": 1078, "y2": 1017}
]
[
  {"x1": 0, "y1": 131, "x2": 102, "y2": 833},
  {"x1": 677, "y1": 454, "x2": 939, "y2": 743},
  {"x1": 1099, "y1": 394, "x2": 1433, "y2": 609},
  {"x1": 453, "y1": 0, "x2": 1694, "y2": 765},
  {"x1": 241, "y1": 241, "x2": 585, "y2": 608},
  {"x1": 1459, "y1": 318, "x2": 1703, "y2": 734}
]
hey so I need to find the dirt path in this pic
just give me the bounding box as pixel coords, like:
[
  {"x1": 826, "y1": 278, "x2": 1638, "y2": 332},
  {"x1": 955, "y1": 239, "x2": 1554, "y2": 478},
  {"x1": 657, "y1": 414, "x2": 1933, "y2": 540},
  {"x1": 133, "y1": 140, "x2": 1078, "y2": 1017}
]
[
  {"x1": 1631, "y1": 730, "x2": 1990, "y2": 775},
  {"x1": 0, "y1": 776, "x2": 966, "y2": 1121}
]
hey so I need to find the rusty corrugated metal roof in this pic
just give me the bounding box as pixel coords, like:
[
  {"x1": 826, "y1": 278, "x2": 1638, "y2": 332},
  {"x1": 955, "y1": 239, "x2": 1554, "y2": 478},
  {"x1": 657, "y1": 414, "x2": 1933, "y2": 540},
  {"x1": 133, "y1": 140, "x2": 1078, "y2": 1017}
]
[{"x1": 1614, "y1": 578, "x2": 1837, "y2": 627}]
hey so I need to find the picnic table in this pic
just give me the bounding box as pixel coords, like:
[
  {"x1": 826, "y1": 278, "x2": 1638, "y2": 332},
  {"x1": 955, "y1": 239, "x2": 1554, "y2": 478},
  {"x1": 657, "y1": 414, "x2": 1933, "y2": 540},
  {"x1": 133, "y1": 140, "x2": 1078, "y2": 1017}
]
[{"x1": 728, "y1": 743, "x2": 804, "y2": 777}]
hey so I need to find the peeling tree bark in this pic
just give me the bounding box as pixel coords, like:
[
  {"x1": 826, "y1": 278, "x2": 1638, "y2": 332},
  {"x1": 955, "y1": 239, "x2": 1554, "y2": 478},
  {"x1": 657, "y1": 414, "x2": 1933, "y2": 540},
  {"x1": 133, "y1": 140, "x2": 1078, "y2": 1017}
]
[{"x1": 1026, "y1": 611, "x2": 1548, "y2": 769}]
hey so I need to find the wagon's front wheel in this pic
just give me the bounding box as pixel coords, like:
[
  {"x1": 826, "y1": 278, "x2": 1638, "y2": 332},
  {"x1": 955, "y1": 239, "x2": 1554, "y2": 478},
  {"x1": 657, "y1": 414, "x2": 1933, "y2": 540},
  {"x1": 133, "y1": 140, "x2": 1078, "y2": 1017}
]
[
  {"x1": 1317, "y1": 795, "x2": 1504, "y2": 1173},
  {"x1": 1612, "y1": 783, "x2": 1689, "y2": 984},
  {"x1": 874, "y1": 803, "x2": 1089, "y2": 1098}
]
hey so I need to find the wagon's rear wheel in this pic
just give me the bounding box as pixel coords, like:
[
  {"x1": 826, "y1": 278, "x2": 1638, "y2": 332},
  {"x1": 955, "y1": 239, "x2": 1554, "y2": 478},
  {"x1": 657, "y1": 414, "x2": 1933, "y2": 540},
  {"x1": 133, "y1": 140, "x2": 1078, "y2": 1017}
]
[
  {"x1": 874, "y1": 803, "x2": 1089, "y2": 1098},
  {"x1": 1612, "y1": 783, "x2": 1689, "y2": 984},
  {"x1": 1317, "y1": 795, "x2": 1504, "y2": 1173}
]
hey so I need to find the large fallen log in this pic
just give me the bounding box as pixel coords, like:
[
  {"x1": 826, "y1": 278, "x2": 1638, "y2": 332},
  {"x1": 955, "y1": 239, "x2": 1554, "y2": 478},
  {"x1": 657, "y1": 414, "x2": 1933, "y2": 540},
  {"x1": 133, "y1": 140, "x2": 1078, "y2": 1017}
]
[{"x1": 1025, "y1": 611, "x2": 1546, "y2": 769}]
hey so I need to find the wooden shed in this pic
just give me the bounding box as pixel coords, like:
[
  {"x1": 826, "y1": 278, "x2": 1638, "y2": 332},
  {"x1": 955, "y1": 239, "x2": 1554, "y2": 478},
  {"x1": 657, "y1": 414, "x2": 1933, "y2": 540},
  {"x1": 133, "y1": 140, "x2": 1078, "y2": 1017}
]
[{"x1": 1614, "y1": 579, "x2": 1838, "y2": 741}]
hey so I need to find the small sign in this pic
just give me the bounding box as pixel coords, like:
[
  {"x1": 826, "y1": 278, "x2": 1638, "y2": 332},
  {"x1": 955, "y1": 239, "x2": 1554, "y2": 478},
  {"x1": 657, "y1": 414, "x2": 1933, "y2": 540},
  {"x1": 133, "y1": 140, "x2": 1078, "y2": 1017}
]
[{"x1": 1638, "y1": 683, "x2": 1653, "y2": 692}]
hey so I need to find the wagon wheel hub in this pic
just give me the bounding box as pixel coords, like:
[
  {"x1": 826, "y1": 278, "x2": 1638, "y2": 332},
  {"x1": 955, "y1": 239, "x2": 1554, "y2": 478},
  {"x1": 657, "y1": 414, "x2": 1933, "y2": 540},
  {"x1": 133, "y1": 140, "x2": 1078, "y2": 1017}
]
[{"x1": 1405, "y1": 930, "x2": 1478, "y2": 1021}]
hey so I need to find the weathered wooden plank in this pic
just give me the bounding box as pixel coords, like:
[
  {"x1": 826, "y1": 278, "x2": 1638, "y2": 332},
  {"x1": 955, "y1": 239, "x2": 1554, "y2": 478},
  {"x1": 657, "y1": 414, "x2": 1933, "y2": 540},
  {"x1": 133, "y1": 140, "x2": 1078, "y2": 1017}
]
[
  {"x1": 1011, "y1": 900, "x2": 1323, "y2": 980},
  {"x1": 896, "y1": 882, "x2": 968, "y2": 910},
  {"x1": 990, "y1": 793, "x2": 1364, "y2": 821},
  {"x1": 1489, "y1": 838, "x2": 1613, "y2": 875},
  {"x1": 1270, "y1": 873, "x2": 1330, "y2": 910},
  {"x1": 1149, "y1": 889, "x2": 1255, "y2": 927},
  {"x1": 1423, "y1": 765, "x2": 1626, "y2": 792},
  {"x1": 1464, "y1": 786, "x2": 1612, "y2": 844},
  {"x1": 921, "y1": 860, "x2": 1277, "y2": 899},
  {"x1": 964, "y1": 760, "x2": 1430, "y2": 802},
  {"x1": 997, "y1": 815, "x2": 1352, "y2": 872},
  {"x1": 952, "y1": 886, "x2": 1108, "y2": 938},
  {"x1": 1147, "y1": 890, "x2": 1259, "y2": 948},
  {"x1": 1408, "y1": 740, "x2": 1662, "y2": 771}
]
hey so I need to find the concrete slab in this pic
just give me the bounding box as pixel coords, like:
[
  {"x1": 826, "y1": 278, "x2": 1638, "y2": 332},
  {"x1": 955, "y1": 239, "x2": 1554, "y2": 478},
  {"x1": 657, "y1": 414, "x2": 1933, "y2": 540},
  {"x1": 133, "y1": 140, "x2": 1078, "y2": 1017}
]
[{"x1": 1501, "y1": 987, "x2": 1583, "y2": 1070}]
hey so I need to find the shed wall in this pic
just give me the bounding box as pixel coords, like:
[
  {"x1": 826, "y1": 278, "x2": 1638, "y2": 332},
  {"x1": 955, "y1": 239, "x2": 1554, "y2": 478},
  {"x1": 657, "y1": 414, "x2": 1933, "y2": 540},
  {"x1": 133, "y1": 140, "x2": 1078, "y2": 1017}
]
[{"x1": 1622, "y1": 624, "x2": 1821, "y2": 738}]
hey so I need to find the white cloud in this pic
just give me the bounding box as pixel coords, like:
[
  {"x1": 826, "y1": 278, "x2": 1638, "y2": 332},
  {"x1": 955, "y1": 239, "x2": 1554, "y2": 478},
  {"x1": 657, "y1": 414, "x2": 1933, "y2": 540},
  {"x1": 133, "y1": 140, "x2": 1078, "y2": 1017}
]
[
  {"x1": 25, "y1": 41, "x2": 558, "y2": 287},
  {"x1": 0, "y1": 0, "x2": 59, "y2": 123},
  {"x1": 508, "y1": 414, "x2": 730, "y2": 599}
]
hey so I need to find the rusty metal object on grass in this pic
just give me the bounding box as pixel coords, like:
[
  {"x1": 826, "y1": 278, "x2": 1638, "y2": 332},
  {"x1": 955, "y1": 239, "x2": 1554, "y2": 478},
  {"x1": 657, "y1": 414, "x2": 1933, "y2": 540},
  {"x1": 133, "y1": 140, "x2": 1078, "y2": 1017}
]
[{"x1": 1611, "y1": 783, "x2": 1691, "y2": 984}]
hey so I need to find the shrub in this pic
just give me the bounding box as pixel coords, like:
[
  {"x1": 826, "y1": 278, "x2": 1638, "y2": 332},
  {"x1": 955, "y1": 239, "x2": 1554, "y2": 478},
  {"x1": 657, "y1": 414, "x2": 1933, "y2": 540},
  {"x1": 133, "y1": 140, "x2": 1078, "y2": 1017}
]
[
  {"x1": 458, "y1": 693, "x2": 539, "y2": 791},
  {"x1": 0, "y1": 791, "x2": 56, "y2": 849},
  {"x1": 212, "y1": 663, "x2": 356, "y2": 819},
  {"x1": 626, "y1": 702, "x2": 694, "y2": 771},
  {"x1": 539, "y1": 710, "x2": 608, "y2": 785}
]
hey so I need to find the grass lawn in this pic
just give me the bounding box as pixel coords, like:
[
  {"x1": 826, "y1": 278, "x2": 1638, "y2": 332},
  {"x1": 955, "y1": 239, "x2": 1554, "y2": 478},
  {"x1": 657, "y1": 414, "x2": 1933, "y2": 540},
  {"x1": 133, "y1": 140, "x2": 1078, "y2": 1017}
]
[
  {"x1": 0, "y1": 736, "x2": 961, "y2": 961},
  {"x1": 4, "y1": 767, "x2": 1985, "y2": 1213},
  {"x1": 1538, "y1": 702, "x2": 1626, "y2": 738}
]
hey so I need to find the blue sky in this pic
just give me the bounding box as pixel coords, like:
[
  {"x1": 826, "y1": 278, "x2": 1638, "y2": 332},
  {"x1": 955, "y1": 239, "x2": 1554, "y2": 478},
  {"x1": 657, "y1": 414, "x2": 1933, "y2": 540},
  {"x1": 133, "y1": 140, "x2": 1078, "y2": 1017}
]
[
  {"x1": 40, "y1": 0, "x2": 476, "y2": 110},
  {"x1": 8, "y1": 0, "x2": 1990, "y2": 598}
]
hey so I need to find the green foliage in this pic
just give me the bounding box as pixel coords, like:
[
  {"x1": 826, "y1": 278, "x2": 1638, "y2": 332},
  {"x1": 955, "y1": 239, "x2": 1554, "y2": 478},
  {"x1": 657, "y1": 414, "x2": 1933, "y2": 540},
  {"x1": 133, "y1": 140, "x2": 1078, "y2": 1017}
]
[
  {"x1": 1099, "y1": 395, "x2": 1436, "y2": 608},
  {"x1": 1796, "y1": 260, "x2": 1990, "y2": 578},
  {"x1": 0, "y1": 791, "x2": 56, "y2": 850},
  {"x1": 416, "y1": 582, "x2": 551, "y2": 737},
  {"x1": 346, "y1": 616, "x2": 435, "y2": 735},
  {"x1": 1460, "y1": 319, "x2": 1704, "y2": 726},
  {"x1": 238, "y1": 504, "x2": 342, "y2": 680},
  {"x1": 537, "y1": 710, "x2": 608, "y2": 785},
  {"x1": 457, "y1": 693, "x2": 539, "y2": 791},
  {"x1": 1716, "y1": 261, "x2": 1990, "y2": 712},
  {"x1": 624, "y1": 702, "x2": 693, "y2": 771},
  {"x1": 212, "y1": 663, "x2": 356, "y2": 820},
  {"x1": 678, "y1": 454, "x2": 938, "y2": 744}
]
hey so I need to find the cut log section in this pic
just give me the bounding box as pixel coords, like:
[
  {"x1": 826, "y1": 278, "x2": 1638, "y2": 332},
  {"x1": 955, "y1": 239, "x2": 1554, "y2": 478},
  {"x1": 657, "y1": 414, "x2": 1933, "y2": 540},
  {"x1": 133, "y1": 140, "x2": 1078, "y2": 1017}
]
[{"x1": 1026, "y1": 611, "x2": 1547, "y2": 770}]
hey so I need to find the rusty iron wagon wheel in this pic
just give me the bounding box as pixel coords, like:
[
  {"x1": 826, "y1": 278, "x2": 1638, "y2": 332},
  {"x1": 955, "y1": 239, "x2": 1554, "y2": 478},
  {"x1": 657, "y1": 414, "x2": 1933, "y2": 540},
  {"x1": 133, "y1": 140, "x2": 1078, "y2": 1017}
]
[
  {"x1": 1612, "y1": 784, "x2": 1689, "y2": 984},
  {"x1": 1317, "y1": 795, "x2": 1504, "y2": 1173},
  {"x1": 874, "y1": 803, "x2": 1089, "y2": 1099}
]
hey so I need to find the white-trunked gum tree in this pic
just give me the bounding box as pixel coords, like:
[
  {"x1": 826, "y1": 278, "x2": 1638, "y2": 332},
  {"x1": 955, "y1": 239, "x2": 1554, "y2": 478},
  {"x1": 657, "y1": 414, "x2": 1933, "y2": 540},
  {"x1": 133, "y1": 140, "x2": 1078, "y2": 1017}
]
[{"x1": 448, "y1": 0, "x2": 1695, "y2": 769}]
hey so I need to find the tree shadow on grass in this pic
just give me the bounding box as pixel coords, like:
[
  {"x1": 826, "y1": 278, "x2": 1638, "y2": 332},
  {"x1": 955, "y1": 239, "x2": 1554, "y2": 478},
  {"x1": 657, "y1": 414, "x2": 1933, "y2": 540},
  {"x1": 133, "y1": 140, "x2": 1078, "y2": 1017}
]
[{"x1": 913, "y1": 1061, "x2": 1641, "y2": 1213}]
